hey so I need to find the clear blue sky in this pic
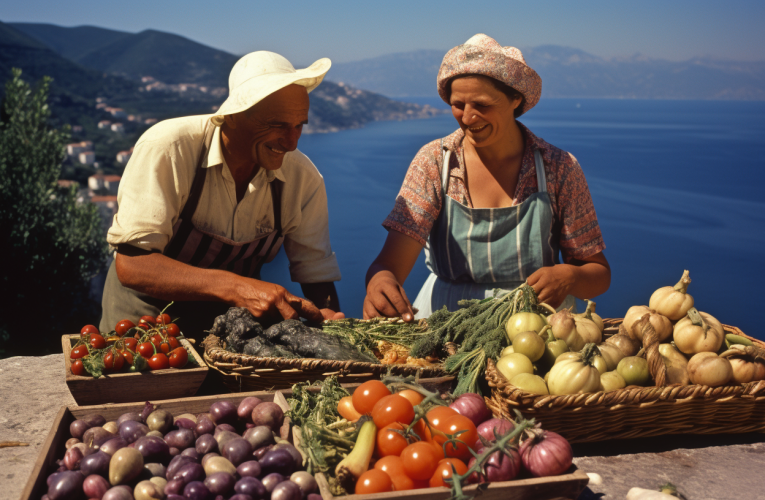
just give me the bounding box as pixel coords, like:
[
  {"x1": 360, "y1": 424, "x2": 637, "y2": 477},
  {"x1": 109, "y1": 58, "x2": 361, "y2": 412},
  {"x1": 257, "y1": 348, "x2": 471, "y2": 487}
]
[{"x1": 4, "y1": 0, "x2": 765, "y2": 64}]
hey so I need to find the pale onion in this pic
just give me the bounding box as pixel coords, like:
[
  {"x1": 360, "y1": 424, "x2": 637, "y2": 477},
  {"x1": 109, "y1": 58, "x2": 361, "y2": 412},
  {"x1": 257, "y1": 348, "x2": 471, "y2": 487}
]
[
  {"x1": 512, "y1": 331, "x2": 546, "y2": 362},
  {"x1": 548, "y1": 306, "x2": 602, "y2": 352},
  {"x1": 576, "y1": 299, "x2": 604, "y2": 332},
  {"x1": 687, "y1": 352, "x2": 732, "y2": 387},
  {"x1": 547, "y1": 344, "x2": 602, "y2": 395},
  {"x1": 729, "y1": 358, "x2": 758, "y2": 384},
  {"x1": 596, "y1": 343, "x2": 625, "y2": 371},
  {"x1": 505, "y1": 312, "x2": 547, "y2": 343},
  {"x1": 555, "y1": 351, "x2": 608, "y2": 374},
  {"x1": 649, "y1": 270, "x2": 694, "y2": 320},
  {"x1": 673, "y1": 308, "x2": 724, "y2": 355},
  {"x1": 622, "y1": 306, "x2": 673, "y2": 343},
  {"x1": 510, "y1": 373, "x2": 549, "y2": 395},
  {"x1": 600, "y1": 371, "x2": 626, "y2": 392},
  {"x1": 519, "y1": 430, "x2": 573, "y2": 477},
  {"x1": 658, "y1": 343, "x2": 690, "y2": 385},
  {"x1": 501, "y1": 345, "x2": 515, "y2": 356},
  {"x1": 605, "y1": 332, "x2": 641, "y2": 357},
  {"x1": 496, "y1": 353, "x2": 534, "y2": 381}
]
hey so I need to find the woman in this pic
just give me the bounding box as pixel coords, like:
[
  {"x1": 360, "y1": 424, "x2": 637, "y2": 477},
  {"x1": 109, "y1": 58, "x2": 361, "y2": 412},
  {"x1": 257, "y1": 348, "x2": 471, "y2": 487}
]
[{"x1": 363, "y1": 34, "x2": 610, "y2": 321}]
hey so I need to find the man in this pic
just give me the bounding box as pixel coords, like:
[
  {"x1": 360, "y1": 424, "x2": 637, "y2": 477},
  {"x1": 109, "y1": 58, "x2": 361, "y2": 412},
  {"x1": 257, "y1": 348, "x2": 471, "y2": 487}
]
[{"x1": 100, "y1": 51, "x2": 343, "y2": 336}]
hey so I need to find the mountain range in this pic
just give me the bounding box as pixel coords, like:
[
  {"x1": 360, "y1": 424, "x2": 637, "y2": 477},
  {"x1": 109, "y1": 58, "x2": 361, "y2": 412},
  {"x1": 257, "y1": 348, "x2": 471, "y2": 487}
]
[{"x1": 330, "y1": 47, "x2": 765, "y2": 100}]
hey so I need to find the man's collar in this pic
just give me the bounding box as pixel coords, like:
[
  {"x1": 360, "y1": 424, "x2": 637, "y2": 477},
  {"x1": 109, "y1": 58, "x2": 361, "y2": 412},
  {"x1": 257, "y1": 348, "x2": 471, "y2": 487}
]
[{"x1": 207, "y1": 126, "x2": 287, "y2": 183}]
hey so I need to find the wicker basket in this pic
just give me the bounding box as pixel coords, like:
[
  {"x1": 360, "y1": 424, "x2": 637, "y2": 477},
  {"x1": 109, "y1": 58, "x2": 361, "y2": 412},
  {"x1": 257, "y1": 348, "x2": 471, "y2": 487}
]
[
  {"x1": 485, "y1": 318, "x2": 765, "y2": 443},
  {"x1": 202, "y1": 335, "x2": 446, "y2": 392}
]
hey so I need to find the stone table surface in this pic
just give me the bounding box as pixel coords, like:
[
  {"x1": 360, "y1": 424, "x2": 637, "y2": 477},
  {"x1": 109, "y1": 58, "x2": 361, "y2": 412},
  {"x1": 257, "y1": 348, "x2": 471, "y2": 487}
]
[{"x1": 1, "y1": 354, "x2": 764, "y2": 500}]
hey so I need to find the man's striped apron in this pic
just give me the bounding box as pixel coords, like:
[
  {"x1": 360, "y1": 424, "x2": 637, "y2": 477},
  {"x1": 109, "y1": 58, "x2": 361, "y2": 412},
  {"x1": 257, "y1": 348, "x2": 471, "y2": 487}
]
[
  {"x1": 99, "y1": 122, "x2": 286, "y2": 337},
  {"x1": 412, "y1": 142, "x2": 576, "y2": 318}
]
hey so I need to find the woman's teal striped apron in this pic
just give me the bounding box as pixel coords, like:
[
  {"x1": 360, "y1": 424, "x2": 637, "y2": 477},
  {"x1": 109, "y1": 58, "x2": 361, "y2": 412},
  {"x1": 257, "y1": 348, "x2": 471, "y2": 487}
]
[{"x1": 412, "y1": 142, "x2": 576, "y2": 318}]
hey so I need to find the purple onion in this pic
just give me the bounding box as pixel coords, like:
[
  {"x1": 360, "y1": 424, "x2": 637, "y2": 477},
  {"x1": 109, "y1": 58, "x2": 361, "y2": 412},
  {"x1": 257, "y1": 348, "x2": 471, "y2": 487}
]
[
  {"x1": 165, "y1": 428, "x2": 196, "y2": 450},
  {"x1": 83, "y1": 474, "x2": 110, "y2": 500},
  {"x1": 167, "y1": 455, "x2": 197, "y2": 481},
  {"x1": 102, "y1": 485, "x2": 134, "y2": 500},
  {"x1": 242, "y1": 426, "x2": 274, "y2": 450},
  {"x1": 196, "y1": 434, "x2": 218, "y2": 455},
  {"x1": 467, "y1": 446, "x2": 521, "y2": 483},
  {"x1": 290, "y1": 471, "x2": 317, "y2": 496},
  {"x1": 273, "y1": 443, "x2": 303, "y2": 470},
  {"x1": 164, "y1": 479, "x2": 187, "y2": 496},
  {"x1": 204, "y1": 472, "x2": 236, "y2": 496},
  {"x1": 47, "y1": 471, "x2": 84, "y2": 500},
  {"x1": 98, "y1": 436, "x2": 127, "y2": 456},
  {"x1": 172, "y1": 462, "x2": 205, "y2": 485},
  {"x1": 449, "y1": 393, "x2": 492, "y2": 427},
  {"x1": 70, "y1": 420, "x2": 91, "y2": 440},
  {"x1": 135, "y1": 436, "x2": 170, "y2": 462},
  {"x1": 116, "y1": 412, "x2": 144, "y2": 425},
  {"x1": 271, "y1": 481, "x2": 303, "y2": 500},
  {"x1": 214, "y1": 430, "x2": 239, "y2": 449},
  {"x1": 209, "y1": 401, "x2": 238, "y2": 426},
  {"x1": 63, "y1": 446, "x2": 83, "y2": 470},
  {"x1": 214, "y1": 423, "x2": 237, "y2": 435},
  {"x1": 119, "y1": 420, "x2": 149, "y2": 444},
  {"x1": 260, "y1": 449, "x2": 296, "y2": 476},
  {"x1": 261, "y1": 473, "x2": 285, "y2": 493},
  {"x1": 167, "y1": 496, "x2": 186, "y2": 500},
  {"x1": 175, "y1": 418, "x2": 196, "y2": 430},
  {"x1": 140, "y1": 402, "x2": 156, "y2": 423},
  {"x1": 184, "y1": 481, "x2": 212, "y2": 500},
  {"x1": 229, "y1": 495, "x2": 254, "y2": 500},
  {"x1": 81, "y1": 414, "x2": 107, "y2": 428},
  {"x1": 237, "y1": 397, "x2": 263, "y2": 423},
  {"x1": 307, "y1": 494, "x2": 323, "y2": 500},
  {"x1": 475, "y1": 418, "x2": 515, "y2": 448},
  {"x1": 181, "y1": 448, "x2": 202, "y2": 461},
  {"x1": 83, "y1": 427, "x2": 114, "y2": 448},
  {"x1": 194, "y1": 416, "x2": 215, "y2": 438},
  {"x1": 235, "y1": 477, "x2": 266, "y2": 500},
  {"x1": 251, "y1": 403, "x2": 284, "y2": 432},
  {"x1": 221, "y1": 438, "x2": 252, "y2": 466},
  {"x1": 80, "y1": 450, "x2": 111, "y2": 476},
  {"x1": 252, "y1": 445, "x2": 273, "y2": 460},
  {"x1": 236, "y1": 461, "x2": 261, "y2": 479}
]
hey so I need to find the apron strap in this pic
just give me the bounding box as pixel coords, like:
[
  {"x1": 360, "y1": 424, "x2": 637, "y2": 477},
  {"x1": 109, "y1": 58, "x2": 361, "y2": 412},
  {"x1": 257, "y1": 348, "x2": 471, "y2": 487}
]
[
  {"x1": 440, "y1": 139, "x2": 452, "y2": 193},
  {"x1": 534, "y1": 149, "x2": 547, "y2": 193}
]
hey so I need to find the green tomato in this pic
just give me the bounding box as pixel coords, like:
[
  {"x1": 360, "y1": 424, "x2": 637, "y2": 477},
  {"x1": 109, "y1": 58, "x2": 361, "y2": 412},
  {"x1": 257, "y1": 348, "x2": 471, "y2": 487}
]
[
  {"x1": 512, "y1": 331, "x2": 546, "y2": 362},
  {"x1": 510, "y1": 373, "x2": 549, "y2": 395},
  {"x1": 616, "y1": 356, "x2": 651, "y2": 386},
  {"x1": 501, "y1": 345, "x2": 515, "y2": 357},
  {"x1": 505, "y1": 312, "x2": 547, "y2": 343},
  {"x1": 600, "y1": 371, "x2": 626, "y2": 392},
  {"x1": 539, "y1": 339, "x2": 569, "y2": 369},
  {"x1": 496, "y1": 353, "x2": 534, "y2": 381}
]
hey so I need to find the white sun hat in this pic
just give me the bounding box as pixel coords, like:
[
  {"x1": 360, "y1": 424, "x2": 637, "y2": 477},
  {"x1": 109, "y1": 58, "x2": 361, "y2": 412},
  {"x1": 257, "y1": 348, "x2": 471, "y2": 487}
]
[{"x1": 210, "y1": 51, "x2": 332, "y2": 126}]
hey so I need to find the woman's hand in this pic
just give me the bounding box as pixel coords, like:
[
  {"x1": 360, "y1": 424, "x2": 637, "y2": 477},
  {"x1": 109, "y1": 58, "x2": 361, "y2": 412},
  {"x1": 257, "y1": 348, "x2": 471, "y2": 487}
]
[
  {"x1": 363, "y1": 270, "x2": 415, "y2": 322},
  {"x1": 527, "y1": 265, "x2": 576, "y2": 309},
  {"x1": 528, "y1": 252, "x2": 611, "y2": 309}
]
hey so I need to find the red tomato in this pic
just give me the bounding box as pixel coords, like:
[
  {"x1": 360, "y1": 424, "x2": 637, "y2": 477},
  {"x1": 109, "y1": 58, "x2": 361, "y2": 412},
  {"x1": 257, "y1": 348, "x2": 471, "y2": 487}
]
[
  {"x1": 375, "y1": 456, "x2": 428, "y2": 491},
  {"x1": 376, "y1": 422, "x2": 409, "y2": 457},
  {"x1": 164, "y1": 323, "x2": 180, "y2": 337},
  {"x1": 88, "y1": 333, "x2": 106, "y2": 350},
  {"x1": 397, "y1": 389, "x2": 425, "y2": 407},
  {"x1": 104, "y1": 350, "x2": 125, "y2": 372},
  {"x1": 401, "y1": 441, "x2": 441, "y2": 481},
  {"x1": 70, "y1": 345, "x2": 89, "y2": 359},
  {"x1": 433, "y1": 414, "x2": 478, "y2": 461},
  {"x1": 155, "y1": 313, "x2": 171, "y2": 325},
  {"x1": 371, "y1": 394, "x2": 415, "y2": 428},
  {"x1": 337, "y1": 396, "x2": 362, "y2": 422},
  {"x1": 120, "y1": 350, "x2": 135, "y2": 366},
  {"x1": 429, "y1": 458, "x2": 468, "y2": 488},
  {"x1": 148, "y1": 352, "x2": 170, "y2": 370},
  {"x1": 115, "y1": 319, "x2": 135, "y2": 337},
  {"x1": 137, "y1": 342, "x2": 155, "y2": 359},
  {"x1": 122, "y1": 338, "x2": 138, "y2": 352},
  {"x1": 80, "y1": 325, "x2": 99, "y2": 337},
  {"x1": 168, "y1": 347, "x2": 188, "y2": 368},
  {"x1": 70, "y1": 359, "x2": 85, "y2": 376},
  {"x1": 426, "y1": 406, "x2": 458, "y2": 432},
  {"x1": 352, "y1": 380, "x2": 391, "y2": 415},
  {"x1": 150, "y1": 334, "x2": 163, "y2": 347},
  {"x1": 354, "y1": 469, "x2": 392, "y2": 495},
  {"x1": 139, "y1": 315, "x2": 156, "y2": 326}
]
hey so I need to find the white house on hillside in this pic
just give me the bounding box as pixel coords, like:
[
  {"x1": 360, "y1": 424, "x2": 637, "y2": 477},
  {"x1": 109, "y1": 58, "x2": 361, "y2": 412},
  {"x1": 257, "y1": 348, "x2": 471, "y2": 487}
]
[
  {"x1": 98, "y1": 120, "x2": 111, "y2": 129},
  {"x1": 116, "y1": 149, "x2": 133, "y2": 164},
  {"x1": 66, "y1": 141, "x2": 93, "y2": 156},
  {"x1": 78, "y1": 151, "x2": 96, "y2": 165},
  {"x1": 111, "y1": 123, "x2": 125, "y2": 133},
  {"x1": 88, "y1": 174, "x2": 121, "y2": 195}
]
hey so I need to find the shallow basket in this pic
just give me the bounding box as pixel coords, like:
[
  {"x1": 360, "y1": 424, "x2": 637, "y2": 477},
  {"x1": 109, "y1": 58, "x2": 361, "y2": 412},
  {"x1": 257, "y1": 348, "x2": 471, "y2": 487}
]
[
  {"x1": 202, "y1": 335, "x2": 446, "y2": 392},
  {"x1": 485, "y1": 318, "x2": 765, "y2": 443}
]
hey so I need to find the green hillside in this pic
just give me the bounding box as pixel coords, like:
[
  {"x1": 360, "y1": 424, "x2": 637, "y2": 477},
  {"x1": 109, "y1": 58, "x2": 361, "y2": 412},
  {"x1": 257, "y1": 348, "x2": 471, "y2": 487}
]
[
  {"x1": 9, "y1": 22, "x2": 131, "y2": 61},
  {"x1": 76, "y1": 29, "x2": 238, "y2": 87}
]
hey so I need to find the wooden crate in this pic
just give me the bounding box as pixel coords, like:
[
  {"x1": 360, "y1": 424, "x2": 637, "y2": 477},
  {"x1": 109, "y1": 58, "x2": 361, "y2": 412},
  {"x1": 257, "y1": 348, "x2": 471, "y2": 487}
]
[
  {"x1": 20, "y1": 390, "x2": 292, "y2": 500},
  {"x1": 273, "y1": 379, "x2": 590, "y2": 500},
  {"x1": 62, "y1": 334, "x2": 208, "y2": 406}
]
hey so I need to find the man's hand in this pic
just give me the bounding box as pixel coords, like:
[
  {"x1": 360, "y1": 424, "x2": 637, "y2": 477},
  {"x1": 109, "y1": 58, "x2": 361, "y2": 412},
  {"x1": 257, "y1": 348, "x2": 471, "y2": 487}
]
[
  {"x1": 527, "y1": 264, "x2": 576, "y2": 309},
  {"x1": 363, "y1": 270, "x2": 415, "y2": 322},
  {"x1": 321, "y1": 309, "x2": 345, "y2": 320},
  {"x1": 232, "y1": 279, "x2": 324, "y2": 323}
]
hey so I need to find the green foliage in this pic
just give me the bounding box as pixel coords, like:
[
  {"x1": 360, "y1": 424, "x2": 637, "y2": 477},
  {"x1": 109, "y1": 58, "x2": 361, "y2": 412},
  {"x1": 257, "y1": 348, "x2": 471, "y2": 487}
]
[{"x1": 0, "y1": 69, "x2": 109, "y2": 355}]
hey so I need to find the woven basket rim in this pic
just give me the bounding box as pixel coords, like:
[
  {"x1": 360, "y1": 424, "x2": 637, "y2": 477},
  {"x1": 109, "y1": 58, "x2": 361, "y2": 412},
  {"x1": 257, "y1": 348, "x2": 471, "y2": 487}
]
[{"x1": 487, "y1": 318, "x2": 765, "y2": 409}]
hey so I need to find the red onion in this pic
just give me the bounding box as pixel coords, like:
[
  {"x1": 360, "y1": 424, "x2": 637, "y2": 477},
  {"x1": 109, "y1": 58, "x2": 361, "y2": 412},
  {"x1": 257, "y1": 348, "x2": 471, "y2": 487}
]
[
  {"x1": 475, "y1": 418, "x2": 514, "y2": 448},
  {"x1": 467, "y1": 446, "x2": 521, "y2": 483},
  {"x1": 519, "y1": 430, "x2": 573, "y2": 477},
  {"x1": 449, "y1": 393, "x2": 492, "y2": 426}
]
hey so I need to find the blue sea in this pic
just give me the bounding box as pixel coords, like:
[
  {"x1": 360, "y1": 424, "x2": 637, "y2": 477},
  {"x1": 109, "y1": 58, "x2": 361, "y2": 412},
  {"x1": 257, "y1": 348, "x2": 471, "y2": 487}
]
[{"x1": 261, "y1": 98, "x2": 765, "y2": 340}]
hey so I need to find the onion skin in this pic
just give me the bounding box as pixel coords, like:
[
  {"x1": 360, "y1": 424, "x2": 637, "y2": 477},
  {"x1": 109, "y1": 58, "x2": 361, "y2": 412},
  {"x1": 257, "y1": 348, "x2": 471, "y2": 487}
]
[
  {"x1": 687, "y1": 352, "x2": 733, "y2": 387},
  {"x1": 449, "y1": 393, "x2": 491, "y2": 427},
  {"x1": 467, "y1": 446, "x2": 521, "y2": 483},
  {"x1": 519, "y1": 430, "x2": 573, "y2": 477},
  {"x1": 649, "y1": 270, "x2": 694, "y2": 321},
  {"x1": 475, "y1": 418, "x2": 515, "y2": 448}
]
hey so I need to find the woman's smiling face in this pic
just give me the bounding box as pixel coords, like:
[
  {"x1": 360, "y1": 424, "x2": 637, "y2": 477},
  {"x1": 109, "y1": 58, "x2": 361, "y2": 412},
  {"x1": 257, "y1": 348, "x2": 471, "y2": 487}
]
[{"x1": 449, "y1": 76, "x2": 521, "y2": 149}]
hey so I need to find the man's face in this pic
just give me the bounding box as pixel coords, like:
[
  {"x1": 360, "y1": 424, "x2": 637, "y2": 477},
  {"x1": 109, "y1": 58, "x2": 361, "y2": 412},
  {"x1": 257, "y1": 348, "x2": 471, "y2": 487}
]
[{"x1": 223, "y1": 84, "x2": 310, "y2": 171}]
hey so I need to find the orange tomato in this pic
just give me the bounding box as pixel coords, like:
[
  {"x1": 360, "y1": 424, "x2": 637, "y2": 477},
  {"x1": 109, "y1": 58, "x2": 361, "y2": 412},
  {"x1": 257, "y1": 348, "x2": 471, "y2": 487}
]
[
  {"x1": 337, "y1": 396, "x2": 362, "y2": 422},
  {"x1": 376, "y1": 422, "x2": 409, "y2": 457},
  {"x1": 375, "y1": 456, "x2": 429, "y2": 491},
  {"x1": 425, "y1": 406, "x2": 458, "y2": 443},
  {"x1": 397, "y1": 389, "x2": 425, "y2": 406},
  {"x1": 352, "y1": 381, "x2": 391, "y2": 415},
  {"x1": 429, "y1": 458, "x2": 468, "y2": 488},
  {"x1": 412, "y1": 418, "x2": 431, "y2": 442},
  {"x1": 432, "y1": 414, "x2": 477, "y2": 461},
  {"x1": 355, "y1": 469, "x2": 393, "y2": 495},
  {"x1": 371, "y1": 394, "x2": 415, "y2": 428},
  {"x1": 400, "y1": 441, "x2": 440, "y2": 481}
]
